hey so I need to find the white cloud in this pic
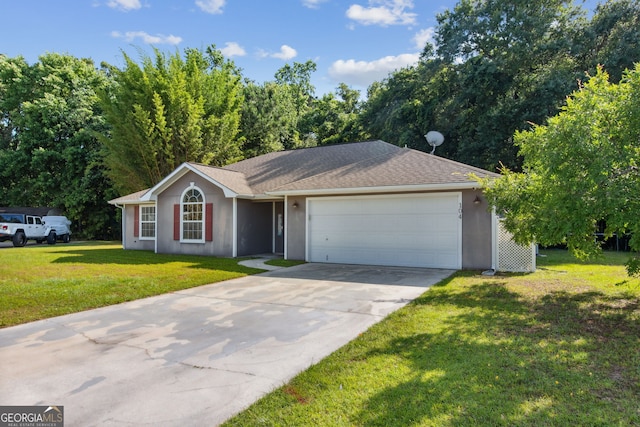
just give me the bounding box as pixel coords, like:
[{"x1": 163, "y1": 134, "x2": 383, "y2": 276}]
[
  {"x1": 346, "y1": 0, "x2": 416, "y2": 26},
  {"x1": 328, "y1": 53, "x2": 420, "y2": 87},
  {"x1": 111, "y1": 31, "x2": 182, "y2": 45},
  {"x1": 270, "y1": 45, "x2": 298, "y2": 60},
  {"x1": 302, "y1": 0, "x2": 328, "y2": 8},
  {"x1": 107, "y1": 0, "x2": 141, "y2": 11},
  {"x1": 195, "y1": 0, "x2": 225, "y2": 14},
  {"x1": 413, "y1": 27, "x2": 435, "y2": 49},
  {"x1": 220, "y1": 42, "x2": 246, "y2": 57}
]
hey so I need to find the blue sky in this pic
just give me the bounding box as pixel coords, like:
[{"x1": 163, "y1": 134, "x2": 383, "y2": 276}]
[
  {"x1": 1, "y1": 0, "x2": 600, "y2": 97},
  {"x1": 1, "y1": 0, "x2": 460, "y2": 96}
]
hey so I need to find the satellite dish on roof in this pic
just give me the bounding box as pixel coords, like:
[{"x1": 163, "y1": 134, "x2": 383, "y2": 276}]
[{"x1": 425, "y1": 131, "x2": 444, "y2": 155}]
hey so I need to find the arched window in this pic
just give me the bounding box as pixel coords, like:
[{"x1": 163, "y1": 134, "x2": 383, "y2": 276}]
[{"x1": 181, "y1": 186, "x2": 204, "y2": 242}]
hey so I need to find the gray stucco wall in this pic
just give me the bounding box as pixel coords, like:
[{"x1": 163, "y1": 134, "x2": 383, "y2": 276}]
[
  {"x1": 156, "y1": 172, "x2": 234, "y2": 256},
  {"x1": 122, "y1": 183, "x2": 493, "y2": 269},
  {"x1": 285, "y1": 196, "x2": 307, "y2": 260},
  {"x1": 122, "y1": 204, "x2": 155, "y2": 251},
  {"x1": 461, "y1": 189, "x2": 493, "y2": 270}
]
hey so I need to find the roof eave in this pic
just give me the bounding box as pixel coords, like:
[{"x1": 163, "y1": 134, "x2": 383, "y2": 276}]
[
  {"x1": 108, "y1": 199, "x2": 156, "y2": 206},
  {"x1": 266, "y1": 182, "x2": 484, "y2": 197},
  {"x1": 237, "y1": 194, "x2": 284, "y2": 201}
]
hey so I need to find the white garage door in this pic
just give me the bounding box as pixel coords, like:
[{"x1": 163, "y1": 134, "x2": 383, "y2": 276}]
[{"x1": 307, "y1": 193, "x2": 462, "y2": 269}]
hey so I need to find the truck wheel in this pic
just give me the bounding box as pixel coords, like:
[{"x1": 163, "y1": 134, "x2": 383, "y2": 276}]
[
  {"x1": 12, "y1": 231, "x2": 27, "y2": 247},
  {"x1": 47, "y1": 232, "x2": 57, "y2": 245},
  {"x1": 62, "y1": 234, "x2": 70, "y2": 243}
]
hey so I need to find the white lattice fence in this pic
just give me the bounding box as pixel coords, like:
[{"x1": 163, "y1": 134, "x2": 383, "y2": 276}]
[{"x1": 495, "y1": 218, "x2": 536, "y2": 273}]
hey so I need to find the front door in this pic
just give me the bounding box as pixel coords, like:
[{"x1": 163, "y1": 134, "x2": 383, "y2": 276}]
[{"x1": 274, "y1": 201, "x2": 284, "y2": 254}]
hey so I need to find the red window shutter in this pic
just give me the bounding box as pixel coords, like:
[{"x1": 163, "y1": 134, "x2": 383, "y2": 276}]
[
  {"x1": 205, "y1": 203, "x2": 213, "y2": 242},
  {"x1": 173, "y1": 204, "x2": 180, "y2": 240},
  {"x1": 133, "y1": 205, "x2": 139, "y2": 237}
]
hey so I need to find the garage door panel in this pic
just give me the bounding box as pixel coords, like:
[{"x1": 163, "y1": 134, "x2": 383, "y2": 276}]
[
  {"x1": 317, "y1": 214, "x2": 438, "y2": 234},
  {"x1": 307, "y1": 193, "x2": 462, "y2": 269},
  {"x1": 313, "y1": 230, "x2": 437, "y2": 251},
  {"x1": 314, "y1": 247, "x2": 458, "y2": 268}
]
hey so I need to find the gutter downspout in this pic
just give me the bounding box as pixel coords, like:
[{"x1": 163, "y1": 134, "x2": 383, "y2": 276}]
[
  {"x1": 232, "y1": 198, "x2": 238, "y2": 258},
  {"x1": 114, "y1": 203, "x2": 126, "y2": 249},
  {"x1": 483, "y1": 209, "x2": 498, "y2": 276},
  {"x1": 284, "y1": 195, "x2": 288, "y2": 260}
]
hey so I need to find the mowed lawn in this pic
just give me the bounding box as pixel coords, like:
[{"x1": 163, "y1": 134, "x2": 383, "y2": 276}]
[
  {"x1": 223, "y1": 250, "x2": 640, "y2": 427},
  {"x1": 2, "y1": 243, "x2": 639, "y2": 425},
  {"x1": 0, "y1": 241, "x2": 262, "y2": 327}
]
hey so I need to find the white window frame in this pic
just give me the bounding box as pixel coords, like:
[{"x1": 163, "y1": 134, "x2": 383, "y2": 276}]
[
  {"x1": 139, "y1": 205, "x2": 156, "y2": 240},
  {"x1": 181, "y1": 185, "x2": 205, "y2": 243}
]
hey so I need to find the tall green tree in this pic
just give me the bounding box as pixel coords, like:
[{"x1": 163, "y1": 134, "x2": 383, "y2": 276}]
[
  {"x1": 99, "y1": 46, "x2": 244, "y2": 194},
  {"x1": 435, "y1": 0, "x2": 584, "y2": 64},
  {"x1": 0, "y1": 53, "x2": 116, "y2": 238},
  {"x1": 299, "y1": 83, "x2": 367, "y2": 146},
  {"x1": 273, "y1": 60, "x2": 319, "y2": 148},
  {"x1": 274, "y1": 60, "x2": 317, "y2": 116},
  {"x1": 433, "y1": 0, "x2": 585, "y2": 170},
  {"x1": 361, "y1": 45, "x2": 451, "y2": 151},
  {"x1": 362, "y1": 0, "x2": 589, "y2": 171},
  {"x1": 479, "y1": 65, "x2": 640, "y2": 274},
  {"x1": 578, "y1": 0, "x2": 640, "y2": 83},
  {"x1": 240, "y1": 81, "x2": 299, "y2": 157}
]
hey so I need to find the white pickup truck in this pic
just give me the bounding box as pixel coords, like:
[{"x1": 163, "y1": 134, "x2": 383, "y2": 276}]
[{"x1": 0, "y1": 213, "x2": 71, "y2": 247}]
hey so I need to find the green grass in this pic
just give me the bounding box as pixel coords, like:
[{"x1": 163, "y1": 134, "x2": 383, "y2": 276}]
[
  {"x1": 223, "y1": 250, "x2": 640, "y2": 427},
  {"x1": 0, "y1": 241, "x2": 263, "y2": 327},
  {"x1": 3, "y1": 244, "x2": 639, "y2": 425},
  {"x1": 264, "y1": 258, "x2": 306, "y2": 268}
]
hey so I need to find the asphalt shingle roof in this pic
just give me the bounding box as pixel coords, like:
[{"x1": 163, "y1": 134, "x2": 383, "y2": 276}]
[
  {"x1": 223, "y1": 140, "x2": 498, "y2": 195},
  {"x1": 223, "y1": 140, "x2": 401, "y2": 194},
  {"x1": 109, "y1": 140, "x2": 499, "y2": 203},
  {"x1": 109, "y1": 188, "x2": 151, "y2": 205},
  {"x1": 268, "y1": 144, "x2": 498, "y2": 193},
  {"x1": 189, "y1": 163, "x2": 254, "y2": 195}
]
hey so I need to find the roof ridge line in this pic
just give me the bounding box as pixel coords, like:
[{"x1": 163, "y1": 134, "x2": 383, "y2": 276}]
[{"x1": 225, "y1": 140, "x2": 395, "y2": 167}]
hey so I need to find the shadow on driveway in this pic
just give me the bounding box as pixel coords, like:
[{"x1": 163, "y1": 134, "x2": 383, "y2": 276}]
[
  {"x1": 0, "y1": 263, "x2": 454, "y2": 426},
  {"x1": 260, "y1": 262, "x2": 456, "y2": 287}
]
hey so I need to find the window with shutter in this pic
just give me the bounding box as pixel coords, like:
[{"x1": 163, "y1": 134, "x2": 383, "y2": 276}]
[{"x1": 180, "y1": 186, "x2": 205, "y2": 242}]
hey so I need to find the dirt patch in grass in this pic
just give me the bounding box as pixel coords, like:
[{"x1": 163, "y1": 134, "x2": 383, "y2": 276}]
[{"x1": 283, "y1": 385, "x2": 310, "y2": 405}]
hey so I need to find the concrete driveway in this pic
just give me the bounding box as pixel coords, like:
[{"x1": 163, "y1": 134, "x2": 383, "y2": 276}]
[{"x1": 0, "y1": 263, "x2": 453, "y2": 426}]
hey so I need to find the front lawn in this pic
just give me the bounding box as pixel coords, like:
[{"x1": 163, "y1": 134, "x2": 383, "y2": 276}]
[
  {"x1": 223, "y1": 250, "x2": 640, "y2": 426},
  {"x1": 0, "y1": 241, "x2": 262, "y2": 327}
]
